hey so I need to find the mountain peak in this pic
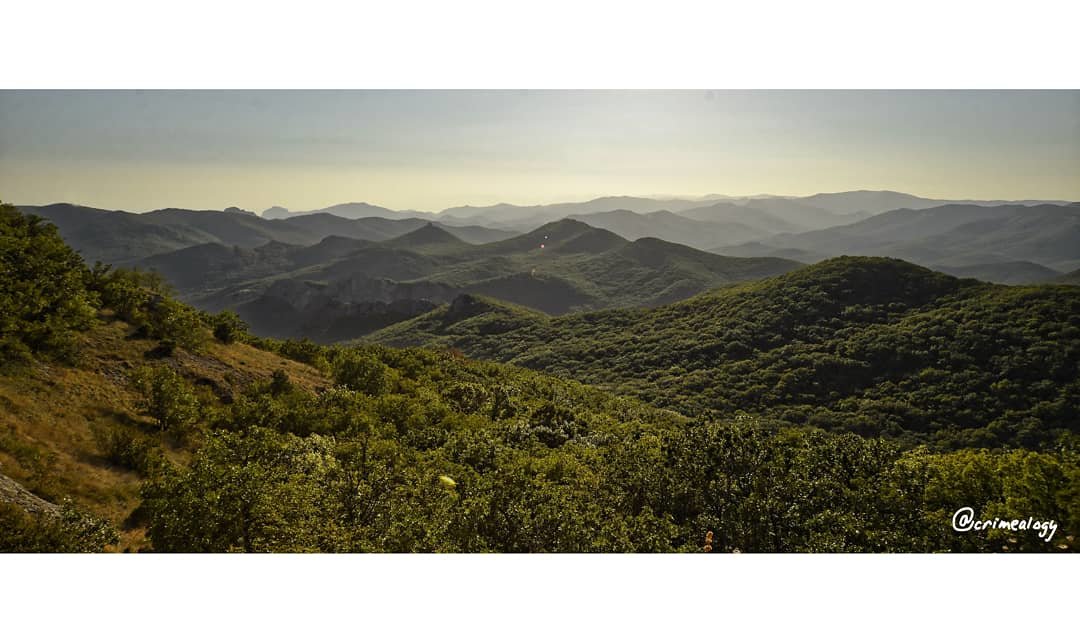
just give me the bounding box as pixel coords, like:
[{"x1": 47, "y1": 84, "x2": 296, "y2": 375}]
[
  {"x1": 262, "y1": 206, "x2": 290, "y2": 219},
  {"x1": 386, "y1": 222, "x2": 467, "y2": 248},
  {"x1": 753, "y1": 256, "x2": 967, "y2": 309},
  {"x1": 513, "y1": 218, "x2": 628, "y2": 254},
  {"x1": 535, "y1": 217, "x2": 594, "y2": 232}
]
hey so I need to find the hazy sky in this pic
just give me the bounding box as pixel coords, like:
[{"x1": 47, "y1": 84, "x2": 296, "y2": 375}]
[{"x1": 1, "y1": 90, "x2": 1077, "y2": 213}]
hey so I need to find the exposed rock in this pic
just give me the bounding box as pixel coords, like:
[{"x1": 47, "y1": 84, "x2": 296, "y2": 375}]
[{"x1": 0, "y1": 472, "x2": 61, "y2": 518}]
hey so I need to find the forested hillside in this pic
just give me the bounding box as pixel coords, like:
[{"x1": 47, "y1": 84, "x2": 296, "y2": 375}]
[
  {"x1": 2, "y1": 202, "x2": 1077, "y2": 553},
  {"x1": 133, "y1": 217, "x2": 800, "y2": 340},
  {"x1": 369, "y1": 257, "x2": 1080, "y2": 450}
]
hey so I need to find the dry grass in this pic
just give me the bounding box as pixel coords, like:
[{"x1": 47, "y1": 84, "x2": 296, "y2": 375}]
[{"x1": 0, "y1": 319, "x2": 330, "y2": 551}]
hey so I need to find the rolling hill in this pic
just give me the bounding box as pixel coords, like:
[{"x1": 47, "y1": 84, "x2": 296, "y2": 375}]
[
  {"x1": 368, "y1": 256, "x2": 1080, "y2": 450},
  {"x1": 3, "y1": 200, "x2": 1078, "y2": 553},
  {"x1": 436, "y1": 191, "x2": 1069, "y2": 235},
  {"x1": 1055, "y1": 269, "x2": 1080, "y2": 285},
  {"x1": 14, "y1": 204, "x2": 221, "y2": 264},
  {"x1": 384, "y1": 222, "x2": 473, "y2": 252},
  {"x1": 172, "y1": 218, "x2": 800, "y2": 339},
  {"x1": 674, "y1": 201, "x2": 806, "y2": 233},
  {"x1": 261, "y1": 201, "x2": 435, "y2": 221},
  {"x1": 933, "y1": 261, "x2": 1063, "y2": 285},
  {"x1": 567, "y1": 209, "x2": 778, "y2": 249},
  {"x1": 17, "y1": 203, "x2": 513, "y2": 265},
  {"x1": 437, "y1": 196, "x2": 720, "y2": 229},
  {"x1": 716, "y1": 203, "x2": 1080, "y2": 276}
]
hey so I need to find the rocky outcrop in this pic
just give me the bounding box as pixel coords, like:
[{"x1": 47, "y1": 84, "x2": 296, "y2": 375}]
[{"x1": 0, "y1": 472, "x2": 60, "y2": 518}]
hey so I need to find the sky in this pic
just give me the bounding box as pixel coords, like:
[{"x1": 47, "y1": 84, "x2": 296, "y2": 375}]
[{"x1": 1, "y1": 90, "x2": 1078, "y2": 213}]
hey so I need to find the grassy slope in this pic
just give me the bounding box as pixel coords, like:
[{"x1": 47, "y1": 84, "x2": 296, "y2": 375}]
[{"x1": 0, "y1": 316, "x2": 329, "y2": 550}]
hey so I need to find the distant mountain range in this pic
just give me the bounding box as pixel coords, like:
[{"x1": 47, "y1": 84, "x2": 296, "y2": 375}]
[
  {"x1": 28, "y1": 209, "x2": 791, "y2": 342},
  {"x1": 932, "y1": 261, "x2": 1064, "y2": 286},
  {"x1": 263, "y1": 189, "x2": 1069, "y2": 230},
  {"x1": 253, "y1": 191, "x2": 1076, "y2": 281},
  {"x1": 1056, "y1": 268, "x2": 1080, "y2": 285},
  {"x1": 714, "y1": 203, "x2": 1080, "y2": 277},
  {"x1": 187, "y1": 219, "x2": 798, "y2": 340},
  {"x1": 17, "y1": 203, "x2": 516, "y2": 265},
  {"x1": 14, "y1": 191, "x2": 1079, "y2": 344},
  {"x1": 262, "y1": 201, "x2": 435, "y2": 221}
]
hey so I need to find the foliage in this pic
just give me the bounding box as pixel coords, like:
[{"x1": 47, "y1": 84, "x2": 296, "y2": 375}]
[
  {"x1": 4, "y1": 221, "x2": 1078, "y2": 553},
  {"x1": 144, "y1": 298, "x2": 206, "y2": 351},
  {"x1": 88, "y1": 262, "x2": 207, "y2": 352},
  {"x1": 90, "y1": 263, "x2": 170, "y2": 323},
  {"x1": 89, "y1": 422, "x2": 164, "y2": 474},
  {"x1": 140, "y1": 337, "x2": 1079, "y2": 552},
  {"x1": 248, "y1": 337, "x2": 330, "y2": 371},
  {"x1": 370, "y1": 257, "x2": 1080, "y2": 450},
  {"x1": 0, "y1": 202, "x2": 210, "y2": 366},
  {"x1": 0, "y1": 501, "x2": 118, "y2": 552},
  {"x1": 130, "y1": 366, "x2": 202, "y2": 437},
  {"x1": 211, "y1": 310, "x2": 249, "y2": 344},
  {"x1": 331, "y1": 348, "x2": 395, "y2": 395},
  {"x1": 0, "y1": 202, "x2": 96, "y2": 365}
]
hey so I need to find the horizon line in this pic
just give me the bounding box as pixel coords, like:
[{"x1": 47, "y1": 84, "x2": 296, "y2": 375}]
[{"x1": 9, "y1": 188, "x2": 1078, "y2": 216}]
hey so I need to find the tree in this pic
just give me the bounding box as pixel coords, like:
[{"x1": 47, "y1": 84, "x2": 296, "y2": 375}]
[
  {"x1": 131, "y1": 366, "x2": 201, "y2": 437},
  {"x1": 212, "y1": 310, "x2": 248, "y2": 344},
  {"x1": 0, "y1": 202, "x2": 96, "y2": 364},
  {"x1": 332, "y1": 350, "x2": 394, "y2": 396},
  {"x1": 146, "y1": 298, "x2": 205, "y2": 350}
]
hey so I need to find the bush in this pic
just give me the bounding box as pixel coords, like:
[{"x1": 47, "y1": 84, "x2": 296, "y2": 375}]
[
  {"x1": 269, "y1": 369, "x2": 293, "y2": 395},
  {"x1": 442, "y1": 382, "x2": 491, "y2": 414},
  {"x1": 89, "y1": 264, "x2": 208, "y2": 351},
  {"x1": 90, "y1": 265, "x2": 167, "y2": 324},
  {"x1": 146, "y1": 298, "x2": 205, "y2": 350},
  {"x1": 212, "y1": 310, "x2": 248, "y2": 344},
  {"x1": 90, "y1": 422, "x2": 162, "y2": 473},
  {"x1": 131, "y1": 366, "x2": 201, "y2": 437},
  {"x1": 0, "y1": 202, "x2": 96, "y2": 365},
  {"x1": 0, "y1": 502, "x2": 118, "y2": 552},
  {"x1": 332, "y1": 350, "x2": 393, "y2": 396}
]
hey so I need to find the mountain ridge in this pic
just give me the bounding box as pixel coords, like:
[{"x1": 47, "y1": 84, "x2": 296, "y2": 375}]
[
  {"x1": 367, "y1": 255, "x2": 1080, "y2": 449},
  {"x1": 716, "y1": 203, "x2": 1080, "y2": 275}
]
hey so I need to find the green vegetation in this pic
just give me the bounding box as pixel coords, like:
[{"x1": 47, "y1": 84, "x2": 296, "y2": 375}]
[
  {"x1": 143, "y1": 217, "x2": 800, "y2": 340},
  {"x1": 139, "y1": 365, "x2": 1080, "y2": 551},
  {"x1": 2, "y1": 202, "x2": 1077, "y2": 552},
  {"x1": 130, "y1": 366, "x2": 202, "y2": 437},
  {"x1": 211, "y1": 309, "x2": 249, "y2": 344},
  {"x1": 0, "y1": 501, "x2": 118, "y2": 553},
  {"x1": 25, "y1": 203, "x2": 800, "y2": 342},
  {"x1": 1, "y1": 202, "x2": 97, "y2": 365},
  {"x1": 369, "y1": 257, "x2": 1080, "y2": 450}
]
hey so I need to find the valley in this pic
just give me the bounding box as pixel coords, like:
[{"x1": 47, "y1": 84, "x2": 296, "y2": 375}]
[{"x1": 3, "y1": 191, "x2": 1079, "y2": 553}]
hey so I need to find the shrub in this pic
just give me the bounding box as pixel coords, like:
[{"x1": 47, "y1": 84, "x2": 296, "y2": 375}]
[
  {"x1": 332, "y1": 350, "x2": 393, "y2": 396},
  {"x1": 442, "y1": 382, "x2": 491, "y2": 414},
  {"x1": 89, "y1": 422, "x2": 162, "y2": 473},
  {"x1": 131, "y1": 366, "x2": 201, "y2": 437},
  {"x1": 146, "y1": 298, "x2": 206, "y2": 350},
  {"x1": 269, "y1": 369, "x2": 293, "y2": 395},
  {"x1": 0, "y1": 202, "x2": 96, "y2": 365},
  {"x1": 0, "y1": 501, "x2": 118, "y2": 552},
  {"x1": 90, "y1": 265, "x2": 165, "y2": 324},
  {"x1": 212, "y1": 310, "x2": 248, "y2": 344}
]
